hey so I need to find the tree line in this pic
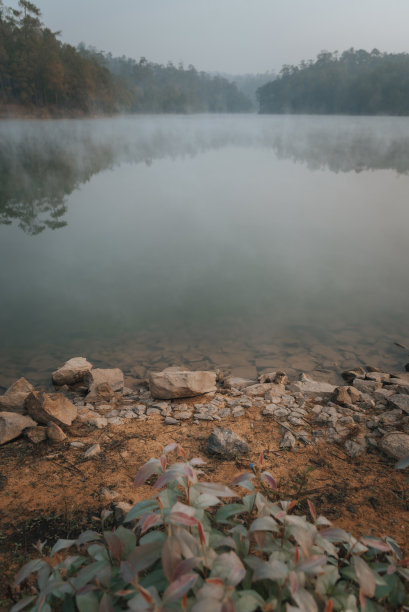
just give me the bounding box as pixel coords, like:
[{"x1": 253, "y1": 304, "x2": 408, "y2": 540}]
[
  {"x1": 257, "y1": 49, "x2": 409, "y2": 115},
  {"x1": 0, "y1": 0, "x2": 251, "y2": 115}
]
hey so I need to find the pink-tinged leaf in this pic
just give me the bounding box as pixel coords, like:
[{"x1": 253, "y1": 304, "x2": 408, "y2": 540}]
[
  {"x1": 288, "y1": 500, "x2": 298, "y2": 512},
  {"x1": 191, "y1": 597, "x2": 223, "y2": 612},
  {"x1": 230, "y1": 472, "x2": 255, "y2": 487},
  {"x1": 324, "y1": 600, "x2": 333, "y2": 612},
  {"x1": 216, "y1": 552, "x2": 246, "y2": 587},
  {"x1": 178, "y1": 444, "x2": 187, "y2": 459},
  {"x1": 99, "y1": 593, "x2": 115, "y2": 612},
  {"x1": 206, "y1": 578, "x2": 225, "y2": 587},
  {"x1": 120, "y1": 560, "x2": 138, "y2": 584},
  {"x1": 360, "y1": 537, "x2": 391, "y2": 553},
  {"x1": 308, "y1": 500, "x2": 317, "y2": 522},
  {"x1": 296, "y1": 555, "x2": 327, "y2": 573},
  {"x1": 115, "y1": 590, "x2": 134, "y2": 597},
  {"x1": 198, "y1": 521, "x2": 206, "y2": 547},
  {"x1": 294, "y1": 547, "x2": 300, "y2": 564},
  {"x1": 104, "y1": 532, "x2": 125, "y2": 562},
  {"x1": 136, "y1": 584, "x2": 155, "y2": 604},
  {"x1": 184, "y1": 464, "x2": 196, "y2": 483},
  {"x1": 275, "y1": 511, "x2": 286, "y2": 522},
  {"x1": 153, "y1": 470, "x2": 183, "y2": 490},
  {"x1": 163, "y1": 573, "x2": 198, "y2": 603},
  {"x1": 196, "y1": 483, "x2": 236, "y2": 498},
  {"x1": 174, "y1": 557, "x2": 198, "y2": 580},
  {"x1": 134, "y1": 458, "x2": 161, "y2": 487},
  {"x1": 171, "y1": 512, "x2": 198, "y2": 527},
  {"x1": 164, "y1": 442, "x2": 178, "y2": 455},
  {"x1": 140, "y1": 513, "x2": 162, "y2": 534},
  {"x1": 190, "y1": 457, "x2": 206, "y2": 466},
  {"x1": 359, "y1": 590, "x2": 366, "y2": 611},
  {"x1": 289, "y1": 571, "x2": 298, "y2": 595},
  {"x1": 258, "y1": 451, "x2": 264, "y2": 467},
  {"x1": 221, "y1": 597, "x2": 235, "y2": 612},
  {"x1": 293, "y1": 526, "x2": 314, "y2": 557},
  {"x1": 320, "y1": 527, "x2": 350, "y2": 542},
  {"x1": 160, "y1": 455, "x2": 167, "y2": 471},
  {"x1": 293, "y1": 588, "x2": 318, "y2": 612},
  {"x1": 253, "y1": 531, "x2": 266, "y2": 551},
  {"x1": 127, "y1": 540, "x2": 162, "y2": 572},
  {"x1": 354, "y1": 556, "x2": 376, "y2": 598},
  {"x1": 387, "y1": 565, "x2": 397, "y2": 575},
  {"x1": 162, "y1": 536, "x2": 182, "y2": 582},
  {"x1": 249, "y1": 516, "x2": 278, "y2": 533},
  {"x1": 252, "y1": 560, "x2": 288, "y2": 582},
  {"x1": 261, "y1": 471, "x2": 277, "y2": 490}
]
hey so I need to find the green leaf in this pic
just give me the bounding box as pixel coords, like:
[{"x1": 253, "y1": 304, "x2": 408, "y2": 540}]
[
  {"x1": 249, "y1": 516, "x2": 278, "y2": 533},
  {"x1": 52, "y1": 539, "x2": 77, "y2": 554},
  {"x1": 124, "y1": 499, "x2": 159, "y2": 523},
  {"x1": 72, "y1": 561, "x2": 110, "y2": 590},
  {"x1": 235, "y1": 590, "x2": 265, "y2": 612},
  {"x1": 10, "y1": 597, "x2": 36, "y2": 612},
  {"x1": 215, "y1": 503, "x2": 246, "y2": 524},
  {"x1": 115, "y1": 526, "x2": 136, "y2": 558},
  {"x1": 14, "y1": 559, "x2": 48, "y2": 586},
  {"x1": 76, "y1": 590, "x2": 99, "y2": 612}
]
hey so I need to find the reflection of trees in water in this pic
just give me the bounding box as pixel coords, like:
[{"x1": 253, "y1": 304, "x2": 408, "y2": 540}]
[{"x1": 2, "y1": 117, "x2": 409, "y2": 235}]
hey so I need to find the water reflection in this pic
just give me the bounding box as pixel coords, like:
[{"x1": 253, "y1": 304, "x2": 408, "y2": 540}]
[{"x1": 2, "y1": 115, "x2": 409, "y2": 234}]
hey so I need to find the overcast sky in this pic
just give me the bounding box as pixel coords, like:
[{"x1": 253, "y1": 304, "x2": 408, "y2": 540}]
[{"x1": 8, "y1": 0, "x2": 409, "y2": 74}]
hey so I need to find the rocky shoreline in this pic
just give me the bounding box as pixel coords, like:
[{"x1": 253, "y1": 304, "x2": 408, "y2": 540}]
[{"x1": 1, "y1": 356, "x2": 409, "y2": 465}]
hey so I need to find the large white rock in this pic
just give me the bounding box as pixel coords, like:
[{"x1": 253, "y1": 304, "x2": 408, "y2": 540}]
[
  {"x1": 25, "y1": 391, "x2": 77, "y2": 426},
  {"x1": 52, "y1": 357, "x2": 93, "y2": 386},
  {"x1": 85, "y1": 368, "x2": 124, "y2": 398},
  {"x1": 378, "y1": 432, "x2": 409, "y2": 460},
  {"x1": 243, "y1": 383, "x2": 285, "y2": 397},
  {"x1": 0, "y1": 378, "x2": 35, "y2": 414},
  {"x1": 149, "y1": 369, "x2": 216, "y2": 399},
  {"x1": 0, "y1": 411, "x2": 37, "y2": 444}
]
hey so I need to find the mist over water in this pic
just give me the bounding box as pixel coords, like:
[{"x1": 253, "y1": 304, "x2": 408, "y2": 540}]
[{"x1": 1, "y1": 114, "x2": 409, "y2": 387}]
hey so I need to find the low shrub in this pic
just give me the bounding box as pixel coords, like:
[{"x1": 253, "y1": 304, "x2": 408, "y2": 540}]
[{"x1": 13, "y1": 445, "x2": 409, "y2": 611}]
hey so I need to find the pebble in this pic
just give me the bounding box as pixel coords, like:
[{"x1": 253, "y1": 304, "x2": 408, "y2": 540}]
[{"x1": 84, "y1": 443, "x2": 101, "y2": 458}]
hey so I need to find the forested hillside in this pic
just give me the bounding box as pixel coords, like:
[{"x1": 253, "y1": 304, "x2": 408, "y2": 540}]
[
  {"x1": 0, "y1": 0, "x2": 251, "y2": 115},
  {"x1": 258, "y1": 49, "x2": 409, "y2": 115}
]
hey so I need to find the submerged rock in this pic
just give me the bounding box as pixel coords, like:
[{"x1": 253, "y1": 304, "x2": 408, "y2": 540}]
[
  {"x1": 207, "y1": 427, "x2": 249, "y2": 458},
  {"x1": 149, "y1": 368, "x2": 216, "y2": 399},
  {"x1": 52, "y1": 357, "x2": 93, "y2": 386},
  {"x1": 25, "y1": 391, "x2": 77, "y2": 426},
  {"x1": 0, "y1": 378, "x2": 35, "y2": 414},
  {"x1": 0, "y1": 411, "x2": 37, "y2": 444}
]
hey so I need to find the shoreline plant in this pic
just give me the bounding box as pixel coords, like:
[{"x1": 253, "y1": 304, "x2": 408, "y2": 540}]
[{"x1": 12, "y1": 445, "x2": 409, "y2": 611}]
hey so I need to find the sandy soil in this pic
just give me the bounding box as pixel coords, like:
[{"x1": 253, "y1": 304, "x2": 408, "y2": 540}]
[{"x1": 1, "y1": 407, "x2": 408, "y2": 609}]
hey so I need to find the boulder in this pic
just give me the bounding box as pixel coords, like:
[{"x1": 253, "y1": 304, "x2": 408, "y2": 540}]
[
  {"x1": 288, "y1": 375, "x2": 335, "y2": 397},
  {"x1": 149, "y1": 369, "x2": 216, "y2": 399},
  {"x1": 333, "y1": 386, "x2": 361, "y2": 405},
  {"x1": 85, "y1": 368, "x2": 124, "y2": 398},
  {"x1": 25, "y1": 426, "x2": 47, "y2": 444},
  {"x1": 341, "y1": 367, "x2": 366, "y2": 383},
  {"x1": 0, "y1": 378, "x2": 35, "y2": 414},
  {"x1": 52, "y1": 357, "x2": 93, "y2": 386},
  {"x1": 25, "y1": 391, "x2": 77, "y2": 426},
  {"x1": 388, "y1": 394, "x2": 409, "y2": 414},
  {"x1": 378, "y1": 432, "x2": 409, "y2": 460},
  {"x1": 207, "y1": 427, "x2": 249, "y2": 458},
  {"x1": 47, "y1": 422, "x2": 67, "y2": 442},
  {"x1": 0, "y1": 412, "x2": 37, "y2": 444}
]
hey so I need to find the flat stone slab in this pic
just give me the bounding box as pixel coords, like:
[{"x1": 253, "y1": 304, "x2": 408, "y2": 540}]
[
  {"x1": 149, "y1": 369, "x2": 216, "y2": 399},
  {"x1": 388, "y1": 394, "x2": 409, "y2": 414},
  {"x1": 85, "y1": 368, "x2": 124, "y2": 398}
]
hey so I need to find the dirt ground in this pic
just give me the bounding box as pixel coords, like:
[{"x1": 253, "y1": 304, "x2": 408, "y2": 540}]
[{"x1": 1, "y1": 407, "x2": 409, "y2": 610}]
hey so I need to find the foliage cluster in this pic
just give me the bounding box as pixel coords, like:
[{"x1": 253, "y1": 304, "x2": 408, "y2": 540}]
[
  {"x1": 13, "y1": 445, "x2": 409, "y2": 611},
  {"x1": 257, "y1": 49, "x2": 409, "y2": 115},
  {"x1": 0, "y1": 1, "x2": 251, "y2": 115}
]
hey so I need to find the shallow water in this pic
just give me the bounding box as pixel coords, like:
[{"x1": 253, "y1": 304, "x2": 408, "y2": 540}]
[{"x1": 1, "y1": 114, "x2": 409, "y2": 387}]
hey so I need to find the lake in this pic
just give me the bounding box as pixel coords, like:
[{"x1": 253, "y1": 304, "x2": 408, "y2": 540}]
[{"x1": 1, "y1": 114, "x2": 409, "y2": 388}]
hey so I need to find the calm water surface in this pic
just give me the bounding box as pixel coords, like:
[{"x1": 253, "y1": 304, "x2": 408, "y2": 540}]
[{"x1": 0, "y1": 114, "x2": 408, "y2": 387}]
